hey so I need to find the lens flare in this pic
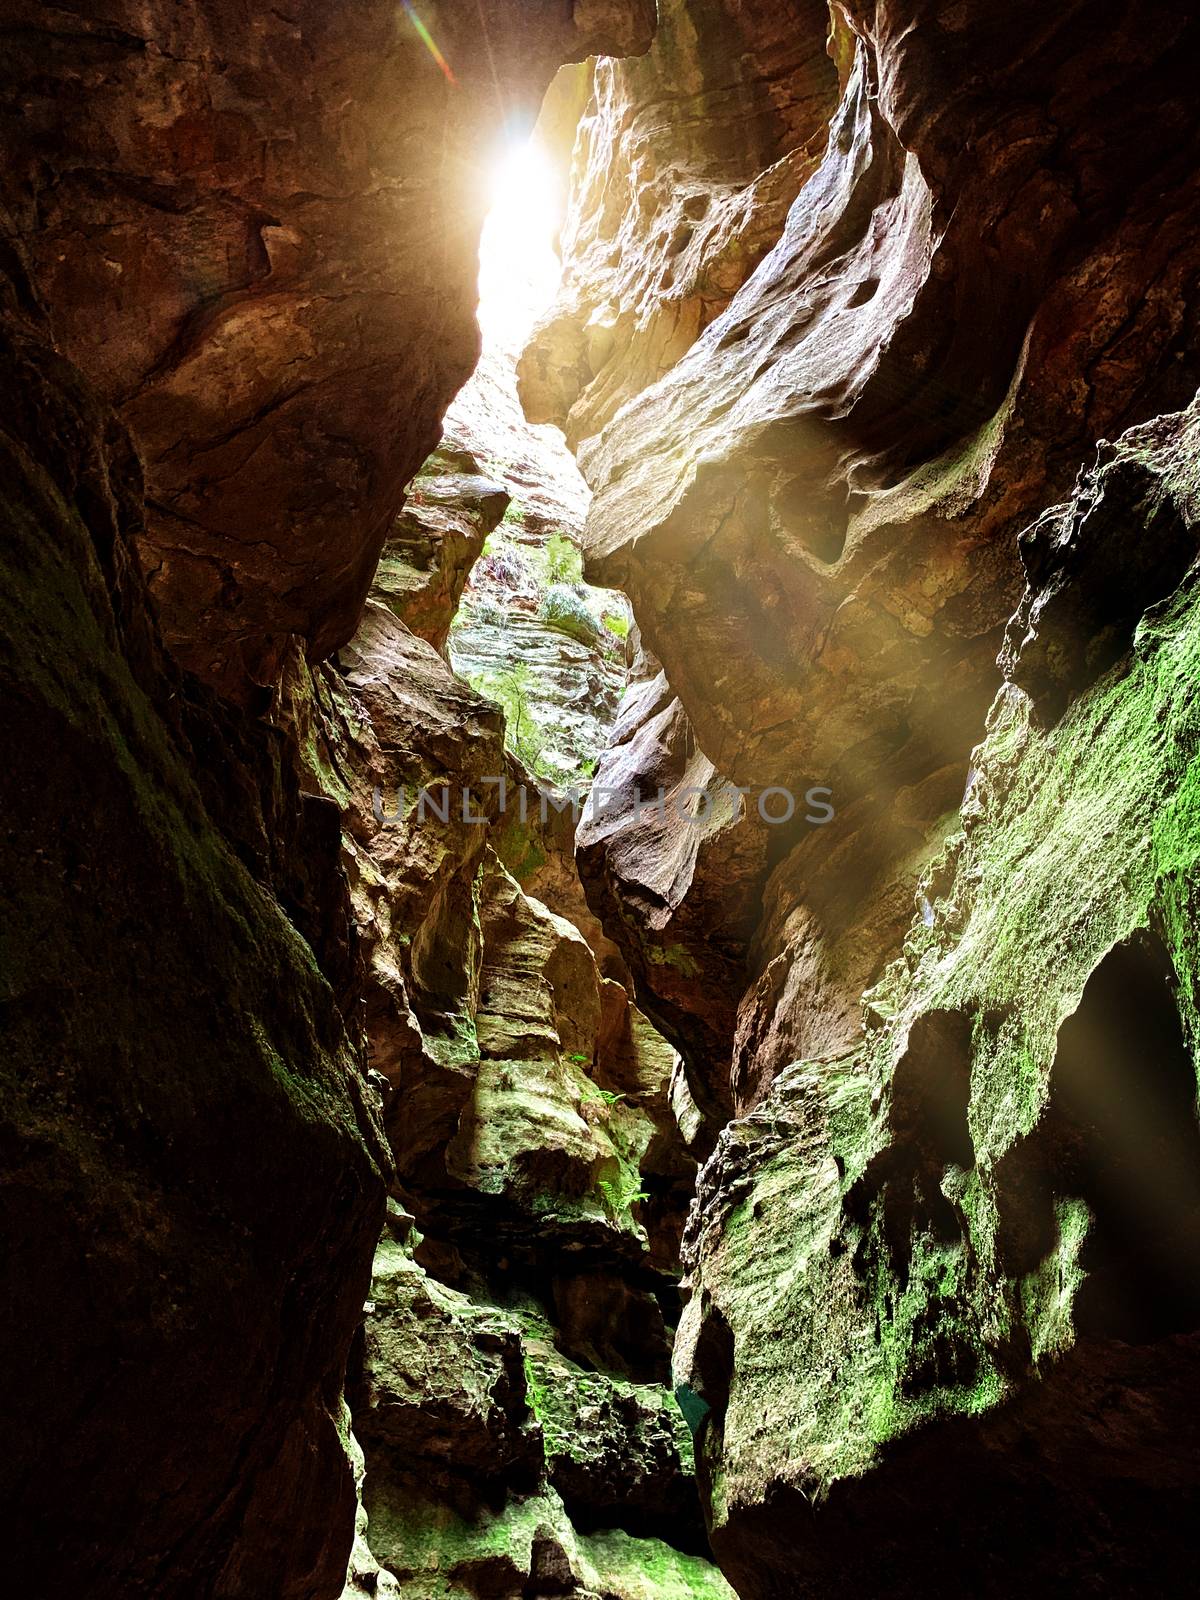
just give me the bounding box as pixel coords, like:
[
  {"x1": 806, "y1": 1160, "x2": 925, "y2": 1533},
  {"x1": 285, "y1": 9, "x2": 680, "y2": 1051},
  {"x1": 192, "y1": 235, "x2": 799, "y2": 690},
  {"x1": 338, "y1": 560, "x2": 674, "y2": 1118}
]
[{"x1": 402, "y1": 2, "x2": 457, "y2": 86}]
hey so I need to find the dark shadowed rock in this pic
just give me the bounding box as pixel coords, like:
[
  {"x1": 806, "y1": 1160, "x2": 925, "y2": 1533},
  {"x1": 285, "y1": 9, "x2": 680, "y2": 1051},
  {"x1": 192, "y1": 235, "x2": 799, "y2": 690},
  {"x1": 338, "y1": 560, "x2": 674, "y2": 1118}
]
[{"x1": 0, "y1": 258, "x2": 390, "y2": 1599}]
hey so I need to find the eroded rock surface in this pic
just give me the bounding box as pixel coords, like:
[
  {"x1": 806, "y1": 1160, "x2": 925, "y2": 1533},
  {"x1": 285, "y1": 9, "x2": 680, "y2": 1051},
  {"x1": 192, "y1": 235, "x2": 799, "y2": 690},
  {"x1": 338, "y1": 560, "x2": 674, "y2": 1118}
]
[
  {"x1": 576, "y1": 659, "x2": 771, "y2": 1131},
  {"x1": 0, "y1": 0, "x2": 655, "y2": 697},
  {"x1": 581, "y1": 4, "x2": 1200, "y2": 793},
  {"x1": 0, "y1": 4, "x2": 675, "y2": 1596},
  {"x1": 677, "y1": 399, "x2": 1200, "y2": 1598},
  {"x1": 344, "y1": 1216, "x2": 729, "y2": 1599},
  {"x1": 0, "y1": 255, "x2": 391, "y2": 1598},
  {"x1": 275, "y1": 563, "x2": 725, "y2": 1591},
  {"x1": 373, "y1": 442, "x2": 510, "y2": 654},
  {"x1": 541, "y1": 0, "x2": 1200, "y2": 1139},
  {"x1": 520, "y1": 0, "x2": 840, "y2": 447},
  {"x1": 445, "y1": 333, "x2": 631, "y2": 786},
  {"x1": 8, "y1": 1, "x2": 1200, "y2": 1596}
]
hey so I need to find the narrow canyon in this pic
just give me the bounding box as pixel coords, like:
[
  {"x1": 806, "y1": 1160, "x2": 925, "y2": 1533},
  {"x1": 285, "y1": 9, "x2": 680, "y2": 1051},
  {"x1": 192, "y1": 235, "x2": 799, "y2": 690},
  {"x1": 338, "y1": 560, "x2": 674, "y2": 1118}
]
[{"x1": 2, "y1": 3, "x2": 1199, "y2": 1597}]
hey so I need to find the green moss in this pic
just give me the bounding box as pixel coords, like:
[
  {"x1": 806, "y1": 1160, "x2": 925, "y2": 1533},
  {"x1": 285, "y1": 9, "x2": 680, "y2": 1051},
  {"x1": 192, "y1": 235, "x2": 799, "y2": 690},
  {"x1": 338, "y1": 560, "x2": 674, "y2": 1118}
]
[
  {"x1": 577, "y1": 1526, "x2": 737, "y2": 1598},
  {"x1": 646, "y1": 942, "x2": 701, "y2": 978},
  {"x1": 683, "y1": 531, "x2": 1200, "y2": 1513},
  {"x1": 1021, "y1": 1197, "x2": 1090, "y2": 1366}
]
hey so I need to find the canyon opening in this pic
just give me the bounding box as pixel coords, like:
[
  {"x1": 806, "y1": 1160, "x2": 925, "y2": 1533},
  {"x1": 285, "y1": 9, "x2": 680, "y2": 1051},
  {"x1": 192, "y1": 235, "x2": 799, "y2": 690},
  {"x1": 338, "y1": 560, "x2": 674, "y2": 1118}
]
[{"x1": 3, "y1": 4, "x2": 1200, "y2": 1599}]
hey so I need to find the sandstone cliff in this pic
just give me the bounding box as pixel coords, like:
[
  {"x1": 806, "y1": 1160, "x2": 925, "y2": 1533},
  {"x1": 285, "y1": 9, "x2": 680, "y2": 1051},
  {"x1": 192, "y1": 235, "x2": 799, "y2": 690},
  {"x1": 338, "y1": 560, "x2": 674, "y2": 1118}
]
[
  {"x1": 4, "y1": 1, "x2": 1200, "y2": 1597},
  {"x1": 0, "y1": 3, "x2": 661, "y2": 1595}
]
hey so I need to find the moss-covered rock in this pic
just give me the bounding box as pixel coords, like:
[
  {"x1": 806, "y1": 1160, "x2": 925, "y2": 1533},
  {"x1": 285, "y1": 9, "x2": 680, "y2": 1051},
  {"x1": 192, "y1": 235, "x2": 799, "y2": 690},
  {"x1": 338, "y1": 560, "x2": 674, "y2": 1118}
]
[
  {"x1": 0, "y1": 266, "x2": 391, "y2": 1597},
  {"x1": 679, "y1": 398, "x2": 1200, "y2": 1598}
]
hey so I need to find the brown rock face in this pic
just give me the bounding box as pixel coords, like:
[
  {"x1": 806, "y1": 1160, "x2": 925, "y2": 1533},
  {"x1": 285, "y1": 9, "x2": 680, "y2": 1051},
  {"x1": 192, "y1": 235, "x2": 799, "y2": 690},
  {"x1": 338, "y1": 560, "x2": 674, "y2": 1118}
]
[
  {"x1": 520, "y1": 0, "x2": 840, "y2": 447},
  {"x1": 576, "y1": 659, "x2": 771, "y2": 1130},
  {"x1": 9, "y1": 0, "x2": 1200, "y2": 1593},
  {"x1": 0, "y1": 3, "x2": 669, "y2": 1595},
  {"x1": 0, "y1": 0, "x2": 655, "y2": 697},
  {"x1": 0, "y1": 260, "x2": 391, "y2": 1597},
  {"x1": 581, "y1": 2, "x2": 1200, "y2": 794},
  {"x1": 273, "y1": 559, "x2": 721, "y2": 1589},
  {"x1": 540, "y1": 0, "x2": 1200, "y2": 1124},
  {"x1": 371, "y1": 442, "x2": 509, "y2": 653}
]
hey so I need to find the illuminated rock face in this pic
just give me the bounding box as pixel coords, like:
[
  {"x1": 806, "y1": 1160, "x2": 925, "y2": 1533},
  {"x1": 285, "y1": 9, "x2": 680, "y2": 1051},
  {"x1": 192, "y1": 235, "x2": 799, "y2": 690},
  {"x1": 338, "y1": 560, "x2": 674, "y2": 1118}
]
[
  {"x1": 275, "y1": 592, "x2": 729, "y2": 1595},
  {"x1": 530, "y1": 2, "x2": 1200, "y2": 1591},
  {"x1": 0, "y1": 0, "x2": 655, "y2": 699},
  {"x1": 520, "y1": 0, "x2": 841, "y2": 450},
  {"x1": 545, "y1": 0, "x2": 1200, "y2": 1117}
]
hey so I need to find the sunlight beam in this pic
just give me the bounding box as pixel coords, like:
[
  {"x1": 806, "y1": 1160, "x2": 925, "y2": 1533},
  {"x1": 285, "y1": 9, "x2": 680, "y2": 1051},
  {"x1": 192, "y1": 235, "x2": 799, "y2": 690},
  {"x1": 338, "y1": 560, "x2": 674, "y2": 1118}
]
[{"x1": 477, "y1": 134, "x2": 562, "y2": 353}]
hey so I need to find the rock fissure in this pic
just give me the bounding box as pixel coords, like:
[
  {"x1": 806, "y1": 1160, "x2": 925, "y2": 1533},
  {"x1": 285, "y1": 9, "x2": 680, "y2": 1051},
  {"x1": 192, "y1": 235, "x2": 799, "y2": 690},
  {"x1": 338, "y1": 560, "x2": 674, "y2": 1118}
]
[{"x1": 6, "y1": 2, "x2": 1200, "y2": 1596}]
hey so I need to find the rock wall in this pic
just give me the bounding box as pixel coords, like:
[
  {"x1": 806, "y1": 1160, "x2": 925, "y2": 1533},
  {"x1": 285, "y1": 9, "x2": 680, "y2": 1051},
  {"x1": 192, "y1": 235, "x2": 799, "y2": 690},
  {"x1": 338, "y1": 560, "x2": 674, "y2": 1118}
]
[
  {"x1": 272, "y1": 482, "x2": 731, "y2": 1596},
  {"x1": 443, "y1": 336, "x2": 632, "y2": 788},
  {"x1": 0, "y1": 250, "x2": 391, "y2": 1599},
  {"x1": 547, "y1": 0, "x2": 1200, "y2": 1114},
  {"x1": 520, "y1": 0, "x2": 840, "y2": 447},
  {"x1": 0, "y1": 0, "x2": 655, "y2": 698},
  {"x1": 678, "y1": 399, "x2": 1200, "y2": 1596},
  {"x1": 0, "y1": 3, "x2": 663, "y2": 1596},
  {"x1": 531, "y1": 0, "x2": 1200, "y2": 1593}
]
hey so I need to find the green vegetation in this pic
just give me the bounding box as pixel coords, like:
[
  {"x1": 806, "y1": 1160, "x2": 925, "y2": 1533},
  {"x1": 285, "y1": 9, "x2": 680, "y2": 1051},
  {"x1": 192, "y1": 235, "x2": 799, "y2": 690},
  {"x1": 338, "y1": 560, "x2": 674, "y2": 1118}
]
[
  {"x1": 602, "y1": 610, "x2": 631, "y2": 640},
  {"x1": 543, "y1": 531, "x2": 583, "y2": 585},
  {"x1": 646, "y1": 942, "x2": 701, "y2": 978},
  {"x1": 683, "y1": 470, "x2": 1200, "y2": 1517},
  {"x1": 540, "y1": 583, "x2": 599, "y2": 644},
  {"x1": 466, "y1": 662, "x2": 548, "y2": 775}
]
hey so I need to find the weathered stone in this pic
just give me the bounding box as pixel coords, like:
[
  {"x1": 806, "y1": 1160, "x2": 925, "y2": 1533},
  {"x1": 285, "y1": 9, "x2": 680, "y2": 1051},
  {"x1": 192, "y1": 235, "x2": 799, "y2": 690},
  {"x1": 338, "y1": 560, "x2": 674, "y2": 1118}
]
[
  {"x1": 0, "y1": 0, "x2": 656, "y2": 697},
  {"x1": 11, "y1": 1, "x2": 1200, "y2": 1594},
  {"x1": 677, "y1": 397, "x2": 1200, "y2": 1597},
  {"x1": 355, "y1": 1235, "x2": 541, "y2": 1490},
  {"x1": 272, "y1": 543, "x2": 714, "y2": 1581},
  {"x1": 729, "y1": 770, "x2": 963, "y2": 1113},
  {"x1": 0, "y1": 260, "x2": 390, "y2": 1597},
  {"x1": 445, "y1": 329, "x2": 630, "y2": 787},
  {"x1": 548, "y1": 0, "x2": 1200, "y2": 1145},
  {"x1": 520, "y1": 0, "x2": 839, "y2": 447},
  {"x1": 349, "y1": 1230, "x2": 726, "y2": 1599},
  {"x1": 580, "y1": 2, "x2": 1200, "y2": 794},
  {"x1": 373, "y1": 445, "x2": 510, "y2": 653},
  {"x1": 576, "y1": 661, "x2": 770, "y2": 1128},
  {"x1": 523, "y1": 1331, "x2": 703, "y2": 1545}
]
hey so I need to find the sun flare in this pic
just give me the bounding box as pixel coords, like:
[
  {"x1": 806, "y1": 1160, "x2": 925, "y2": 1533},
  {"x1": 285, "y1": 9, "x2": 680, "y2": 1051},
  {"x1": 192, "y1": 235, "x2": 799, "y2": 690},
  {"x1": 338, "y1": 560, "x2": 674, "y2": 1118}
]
[{"x1": 476, "y1": 135, "x2": 563, "y2": 352}]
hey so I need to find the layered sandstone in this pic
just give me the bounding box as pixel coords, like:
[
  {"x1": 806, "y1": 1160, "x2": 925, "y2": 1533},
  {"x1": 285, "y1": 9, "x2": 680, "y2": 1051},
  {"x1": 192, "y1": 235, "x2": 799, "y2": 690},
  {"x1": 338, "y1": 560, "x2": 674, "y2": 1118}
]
[
  {"x1": 546, "y1": 0, "x2": 1200, "y2": 1112},
  {"x1": 520, "y1": 0, "x2": 841, "y2": 447},
  {"x1": 532, "y1": 2, "x2": 1200, "y2": 1591},
  {"x1": 274, "y1": 496, "x2": 724, "y2": 1594}
]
